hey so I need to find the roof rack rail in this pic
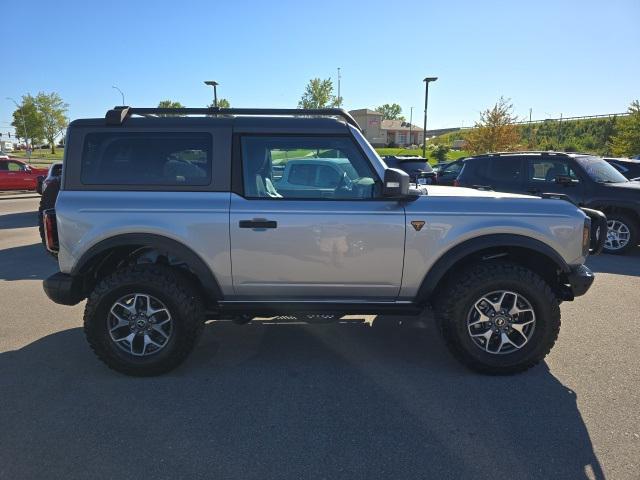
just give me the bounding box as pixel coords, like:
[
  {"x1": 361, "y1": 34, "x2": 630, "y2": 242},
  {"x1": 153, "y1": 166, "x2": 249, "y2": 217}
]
[{"x1": 105, "y1": 106, "x2": 362, "y2": 131}]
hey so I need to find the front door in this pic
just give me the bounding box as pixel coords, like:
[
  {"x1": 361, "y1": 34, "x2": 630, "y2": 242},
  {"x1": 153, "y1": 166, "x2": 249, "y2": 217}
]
[
  {"x1": 525, "y1": 157, "x2": 585, "y2": 204},
  {"x1": 229, "y1": 134, "x2": 406, "y2": 300}
]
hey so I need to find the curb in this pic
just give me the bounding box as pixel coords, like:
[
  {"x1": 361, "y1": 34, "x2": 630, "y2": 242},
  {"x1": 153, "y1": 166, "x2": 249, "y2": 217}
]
[{"x1": 0, "y1": 192, "x2": 40, "y2": 200}]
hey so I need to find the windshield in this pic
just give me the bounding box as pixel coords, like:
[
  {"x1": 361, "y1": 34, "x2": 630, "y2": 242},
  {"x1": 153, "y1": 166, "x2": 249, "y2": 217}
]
[{"x1": 575, "y1": 156, "x2": 628, "y2": 183}]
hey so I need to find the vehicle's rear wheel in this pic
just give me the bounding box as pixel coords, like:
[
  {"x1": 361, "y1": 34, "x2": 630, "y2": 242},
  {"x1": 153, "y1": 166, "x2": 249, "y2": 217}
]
[
  {"x1": 603, "y1": 213, "x2": 638, "y2": 254},
  {"x1": 435, "y1": 262, "x2": 560, "y2": 375},
  {"x1": 84, "y1": 264, "x2": 204, "y2": 376}
]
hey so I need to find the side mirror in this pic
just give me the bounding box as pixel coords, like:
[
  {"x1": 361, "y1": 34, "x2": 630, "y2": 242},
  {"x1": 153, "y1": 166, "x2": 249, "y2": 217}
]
[
  {"x1": 382, "y1": 168, "x2": 413, "y2": 199},
  {"x1": 23, "y1": 165, "x2": 32, "y2": 174},
  {"x1": 555, "y1": 174, "x2": 574, "y2": 186}
]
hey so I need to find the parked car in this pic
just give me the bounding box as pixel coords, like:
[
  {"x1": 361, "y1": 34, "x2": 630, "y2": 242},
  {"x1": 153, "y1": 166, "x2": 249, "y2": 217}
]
[
  {"x1": 37, "y1": 162, "x2": 63, "y2": 253},
  {"x1": 603, "y1": 157, "x2": 640, "y2": 180},
  {"x1": 36, "y1": 162, "x2": 63, "y2": 194},
  {"x1": 383, "y1": 155, "x2": 437, "y2": 184},
  {"x1": 42, "y1": 106, "x2": 603, "y2": 377},
  {"x1": 0, "y1": 158, "x2": 48, "y2": 190},
  {"x1": 435, "y1": 159, "x2": 465, "y2": 186},
  {"x1": 456, "y1": 151, "x2": 639, "y2": 254},
  {"x1": 273, "y1": 157, "x2": 375, "y2": 198}
]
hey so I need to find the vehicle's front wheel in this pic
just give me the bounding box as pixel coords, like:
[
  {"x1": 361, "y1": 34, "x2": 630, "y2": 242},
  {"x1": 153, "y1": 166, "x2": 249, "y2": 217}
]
[
  {"x1": 435, "y1": 262, "x2": 560, "y2": 375},
  {"x1": 603, "y1": 213, "x2": 638, "y2": 255},
  {"x1": 84, "y1": 265, "x2": 204, "y2": 376}
]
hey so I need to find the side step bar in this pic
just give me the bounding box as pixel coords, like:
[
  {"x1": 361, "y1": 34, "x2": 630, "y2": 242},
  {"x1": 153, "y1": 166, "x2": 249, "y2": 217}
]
[{"x1": 207, "y1": 301, "x2": 424, "y2": 318}]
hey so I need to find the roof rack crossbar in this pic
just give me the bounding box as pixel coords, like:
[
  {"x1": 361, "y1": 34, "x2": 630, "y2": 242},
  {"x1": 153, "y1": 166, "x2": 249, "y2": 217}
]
[{"x1": 105, "y1": 107, "x2": 362, "y2": 131}]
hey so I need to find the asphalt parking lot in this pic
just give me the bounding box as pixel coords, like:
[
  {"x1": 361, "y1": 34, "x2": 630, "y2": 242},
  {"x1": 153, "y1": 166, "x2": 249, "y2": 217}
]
[{"x1": 0, "y1": 197, "x2": 638, "y2": 480}]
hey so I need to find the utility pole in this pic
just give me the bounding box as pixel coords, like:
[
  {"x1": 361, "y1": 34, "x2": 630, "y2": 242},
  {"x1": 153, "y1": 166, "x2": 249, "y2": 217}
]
[
  {"x1": 529, "y1": 108, "x2": 532, "y2": 147},
  {"x1": 558, "y1": 113, "x2": 563, "y2": 145},
  {"x1": 112, "y1": 85, "x2": 125, "y2": 105},
  {"x1": 337, "y1": 67, "x2": 341, "y2": 106},
  {"x1": 6, "y1": 97, "x2": 29, "y2": 161},
  {"x1": 422, "y1": 77, "x2": 438, "y2": 158},
  {"x1": 204, "y1": 80, "x2": 219, "y2": 107}
]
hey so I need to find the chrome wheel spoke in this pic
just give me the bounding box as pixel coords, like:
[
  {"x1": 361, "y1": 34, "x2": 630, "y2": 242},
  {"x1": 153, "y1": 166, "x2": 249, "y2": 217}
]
[
  {"x1": 108, "y1": 293, "x2": 173, "y2": 357},
  {"x1": 467, "y1": 289, "x2": 536, "y2": 355}
]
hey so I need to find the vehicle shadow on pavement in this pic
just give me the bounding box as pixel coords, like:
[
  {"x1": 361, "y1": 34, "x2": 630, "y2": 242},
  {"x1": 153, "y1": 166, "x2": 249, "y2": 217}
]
[
  {"x1": 0, "y1": 316, "x2": 605, "y2": 480},
  {"x1": 0, "y1": 211, "x2": 39, "y2": 229},
  {"x1": 587, "y1": 249, "x2": 640, "y2": 277},
  {"x1": 0, "y1": 242, "x2": 57, "y2": 280}
]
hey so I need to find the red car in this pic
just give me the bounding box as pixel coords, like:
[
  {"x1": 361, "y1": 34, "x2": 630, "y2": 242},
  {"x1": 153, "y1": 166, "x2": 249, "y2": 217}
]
[{"x1": 0, "y1": 158, "x2": 49, "y2": 191}]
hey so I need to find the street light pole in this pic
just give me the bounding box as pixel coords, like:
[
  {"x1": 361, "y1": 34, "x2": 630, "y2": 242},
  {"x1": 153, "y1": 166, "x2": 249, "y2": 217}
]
[
  {"x1": 337, "y1": 67, "x2": 341, "y2": 106},
  {"x1": 112, "y1": 85, "x2": 125, "y2": 105},
  {"x1": 6, "y1": 96, "x2": 29, "y2": 157},
  {"x1": 422, "y1": 77, "x2": 437, "y2": 158},
  {"x1": 204, "y1": 81, "x2": 219, "y2": 107}
]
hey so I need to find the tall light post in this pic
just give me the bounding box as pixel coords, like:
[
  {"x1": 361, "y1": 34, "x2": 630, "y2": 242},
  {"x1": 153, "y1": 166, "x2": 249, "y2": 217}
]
[
  {"x1": 422, "y1": 77, "x2": 437, "y2": 158},
  {"x1": 337, "y1": 67, "x2": 341, "y2": 106},
  {"x1": 112, "y1": 85, "x2": 125, "y2": 105},
  {"x1": 6, "y1": 96, "x2": 29, "y2": 154},
  {"x1": 204, "y1": 80, "x2": 219, "y2": 107}
]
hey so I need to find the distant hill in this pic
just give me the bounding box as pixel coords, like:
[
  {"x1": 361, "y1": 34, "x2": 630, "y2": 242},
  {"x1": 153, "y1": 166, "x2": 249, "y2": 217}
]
[{"x1": 432, "y1": 116, "x2": 624, "y2": 155}]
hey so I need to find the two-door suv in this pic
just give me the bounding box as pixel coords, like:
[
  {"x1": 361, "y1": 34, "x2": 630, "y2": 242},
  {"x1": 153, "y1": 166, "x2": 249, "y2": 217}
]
[{"x1": 42, "y1": 107, "x2": 605, "y2": 376}]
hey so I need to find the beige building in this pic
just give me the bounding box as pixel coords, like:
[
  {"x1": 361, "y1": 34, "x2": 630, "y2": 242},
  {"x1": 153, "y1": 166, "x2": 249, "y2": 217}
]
[{"x1": 349, "y1": 109, "x2": 424, "y2": 147}]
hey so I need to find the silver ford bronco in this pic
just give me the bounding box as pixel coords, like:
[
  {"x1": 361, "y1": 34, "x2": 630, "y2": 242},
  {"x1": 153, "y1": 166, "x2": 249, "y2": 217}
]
[{"x1": 42, "y1": 107, "x2": 605, "y2": 376}]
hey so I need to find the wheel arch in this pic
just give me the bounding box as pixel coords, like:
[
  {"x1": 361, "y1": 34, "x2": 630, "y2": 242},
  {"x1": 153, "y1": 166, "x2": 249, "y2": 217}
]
[
  {"x1": 73, "y1": 233, "x2": 223, "y2": 307},
  {"x1": 416, "y1": 234, "x2": 571, "y2": 305}
]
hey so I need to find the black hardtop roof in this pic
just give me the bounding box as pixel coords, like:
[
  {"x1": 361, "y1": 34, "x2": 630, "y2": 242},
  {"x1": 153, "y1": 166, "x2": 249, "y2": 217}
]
[
  {"x1": 69, "y1": 114, "x2": 351, "y2": 134},
  {"x1": 466, "y1": 151, "x2": 597, "y2": 160},
  {"x1": 65, "y1": 106, "x2": 362, "y2": 133}
]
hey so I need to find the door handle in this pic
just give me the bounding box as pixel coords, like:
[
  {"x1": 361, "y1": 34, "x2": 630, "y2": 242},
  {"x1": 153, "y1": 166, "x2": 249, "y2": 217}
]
[{"x1": 239, "y1": 219, "x2": 278, "y2": 229}]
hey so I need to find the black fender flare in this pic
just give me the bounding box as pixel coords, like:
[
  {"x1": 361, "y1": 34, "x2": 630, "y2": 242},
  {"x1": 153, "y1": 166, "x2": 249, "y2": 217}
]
[
  {"x1": 73, "y1": 233, "x2": 223, "y2": 302},
  {"x1": 415, "y1": 234, "x2": 570, "y2": 303}
]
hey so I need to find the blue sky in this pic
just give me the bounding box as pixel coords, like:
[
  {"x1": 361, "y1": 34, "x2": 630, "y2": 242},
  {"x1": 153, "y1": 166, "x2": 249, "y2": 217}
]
[{"x1": 1, "y1": 0, "x2": 638, "y2": 132}]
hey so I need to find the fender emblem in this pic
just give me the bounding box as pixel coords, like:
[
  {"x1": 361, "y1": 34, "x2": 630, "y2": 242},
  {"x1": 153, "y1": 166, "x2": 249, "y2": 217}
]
[{"x1": 411, "y1": 220, "x2": 425, "y2": 231}]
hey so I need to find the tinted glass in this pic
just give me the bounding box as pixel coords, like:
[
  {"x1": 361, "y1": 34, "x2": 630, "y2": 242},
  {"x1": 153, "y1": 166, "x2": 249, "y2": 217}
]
[
  {"x1": 241, "y1": 136, "x2": 377, "y2": 199},
  {"x1": 81, "y1": 132, "x2": 212, "y2": 186},
  {"x1": 489, "y1": 157, "x2": 522, "y2": 182},
  {"x1": 575, "y1": 156, "x2": 627, "y2": 183},
  {"x1": 528, "y1": 159, "x2": 579, "y2": 183}
]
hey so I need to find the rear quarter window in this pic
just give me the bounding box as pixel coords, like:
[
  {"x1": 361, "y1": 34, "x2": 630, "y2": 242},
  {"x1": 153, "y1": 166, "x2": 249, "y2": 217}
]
[{"x1": 80, "y1": 132, "x2": 212, "y2": 186}]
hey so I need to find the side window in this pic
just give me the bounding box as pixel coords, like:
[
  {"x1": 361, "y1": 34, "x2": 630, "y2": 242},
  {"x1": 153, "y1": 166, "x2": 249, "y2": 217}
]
[
  {"x1": 528, "y1": 159, "x2": 579, "y2": 183},
  {"x1": 240, "y1": 136, "x2": 377, "y2": 199},
  {"x1": 7, "y1": 161, "x2": 24, "y2": 172},
  {"x1": 488, "y1": 157, "x2": 523, "y2": 183},
  {"x1": 442, "y1": 162, "x2": 462, "y2": 175},
  {"x1": 81, "y1": 132, "x2": 212, "y2": 187},
  {"x1": 0, "y1": 162, "x2": 7, "y2": 171}
]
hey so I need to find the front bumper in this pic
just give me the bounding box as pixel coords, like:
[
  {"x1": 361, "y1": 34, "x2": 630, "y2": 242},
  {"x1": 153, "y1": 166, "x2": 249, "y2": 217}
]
[
  {"x1": 43, "y1": 272, "x2": 85, "y2": 306},
  {"x1": 566, "y1": 264, "x2": 595, "y2": 297}
]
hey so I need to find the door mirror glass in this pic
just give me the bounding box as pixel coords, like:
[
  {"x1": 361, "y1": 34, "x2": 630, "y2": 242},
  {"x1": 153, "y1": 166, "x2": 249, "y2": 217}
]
[{"x1": 382, "y1": 168, "x2": 411, "y2": 198}]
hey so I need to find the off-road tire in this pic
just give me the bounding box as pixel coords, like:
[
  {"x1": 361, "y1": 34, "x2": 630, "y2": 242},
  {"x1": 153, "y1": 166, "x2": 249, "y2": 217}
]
[
  {"x1": 435, "y1": 262, "x2": 561, "y2": 375},
  {"x1": 84, "y1": 264, "x2": 204, "y2": 376},
  {"x1": 603, "y1": 212, "x2": 638, "y2": 255}
]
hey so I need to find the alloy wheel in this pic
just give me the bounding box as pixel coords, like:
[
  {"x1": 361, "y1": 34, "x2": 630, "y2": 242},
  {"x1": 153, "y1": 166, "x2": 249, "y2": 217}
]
[
  {"x1": 467, "y1": 290, "x2": 536, "y2": 355},
  {"x1": 107, "y1": 293, "x2": 173, "y2": 356}
]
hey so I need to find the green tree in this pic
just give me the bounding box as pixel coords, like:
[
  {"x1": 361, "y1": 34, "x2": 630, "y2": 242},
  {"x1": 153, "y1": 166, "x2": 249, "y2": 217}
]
[
  {"x1": 11, "y1": 94, "x2": 44, "y2": 146},
  {"x1": 298, "y1": 78, "x2": 340, "y2": 109},
  {"x1": 157, "y1": 100, "x2": 184, "y2": 117},
  {"x1": 208, "y1": 98, "x2": 231, "y2": 108},
  {"x1": 611, "y1": 100, "x2": 640, "y2": 157},
  {"x1": 35, "y1": 92, "x2": 68, "y2": 154},
  {"x1": 375, "y1": 103, "x2": 405, "y2": 121},
  {"x1": 465, "y1": 97, "x2": 520, "y2": 154},
  {"x1": 432, "y1": 144, "x2": 450, "y2": 162}
]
